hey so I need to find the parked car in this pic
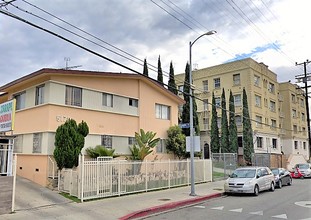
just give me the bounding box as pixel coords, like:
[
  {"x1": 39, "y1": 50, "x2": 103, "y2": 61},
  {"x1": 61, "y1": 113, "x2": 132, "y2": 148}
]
[
  {"x1": 224, "y1": 166, "x2": 275, "y2": 196},
  {"x1": 292, "y1": 163, "x2": 311, "y2": 178},
  {"x1": 270, "y1": 168, "x2": 292, "y2": 188}
]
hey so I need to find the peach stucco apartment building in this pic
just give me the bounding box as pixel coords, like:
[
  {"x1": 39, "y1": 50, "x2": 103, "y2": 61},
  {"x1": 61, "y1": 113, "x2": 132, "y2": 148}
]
[{"x1": 0, "y1": 69, "x2": 184, "y2": 186}]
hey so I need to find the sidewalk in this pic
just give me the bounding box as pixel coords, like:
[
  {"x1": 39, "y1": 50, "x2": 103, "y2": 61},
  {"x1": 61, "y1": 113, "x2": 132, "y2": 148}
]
[{"x1": 2, "y1": 180, "x2": 225, "y2": 220}]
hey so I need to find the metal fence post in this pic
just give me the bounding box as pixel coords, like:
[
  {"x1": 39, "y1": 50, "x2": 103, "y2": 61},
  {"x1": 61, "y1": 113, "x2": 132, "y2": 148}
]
[
  {"x1": 118, "y1": 160, "x2": 121, "y2": 196},
  {"x1": 145, "y1": 160, "x2": 148, "y2": 192},
  {"x1": 11, "y1": 154, "x2": 17, "y2": 213},
  {"x1": 81, "y1": 154, "x2": 85, "y2": 202},
  {"x1": 168, "y1": 159, "x2": 171, "y2": 188}
]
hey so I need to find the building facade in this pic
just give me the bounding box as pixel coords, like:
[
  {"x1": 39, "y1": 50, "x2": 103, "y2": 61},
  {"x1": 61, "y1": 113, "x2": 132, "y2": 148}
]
[
  {"x1": 175, "y1": 58, "x2": 309, "y2": 162},
  {"x1": 0, "y1": 69, "x2": 184, "y2": 186}
]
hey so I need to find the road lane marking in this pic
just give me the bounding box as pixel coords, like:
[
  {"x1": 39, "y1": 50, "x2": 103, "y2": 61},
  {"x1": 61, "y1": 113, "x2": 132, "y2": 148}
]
[
  {"x1": 249, "y1": 211, "x2": 263, "y2": 215},
  {"x1": 229, "y1": 208, "x2": 242, "y2": 213},
  {"x1": 295, "y1": 201, "x2": 311, "y2": 209},
  {"x1": 193, "y1": 205, "x2": 205, "y2": 209},
  {"x1": 272, "y1": 214, "x2": 287, "y2": 219},
  {"x1": 211, "y1": 206, "x2": 224, "y2": 210}
]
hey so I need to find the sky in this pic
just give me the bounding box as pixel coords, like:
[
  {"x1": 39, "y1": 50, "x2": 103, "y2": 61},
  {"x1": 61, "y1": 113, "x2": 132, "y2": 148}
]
[{"x1": 1, "y1": 0, "x2": 311, "y2": 88}]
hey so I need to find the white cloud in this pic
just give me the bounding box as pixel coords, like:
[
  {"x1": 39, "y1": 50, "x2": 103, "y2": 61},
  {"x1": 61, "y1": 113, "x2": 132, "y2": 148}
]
[{"x1": 0, "y1": 0, "x2": 311, "y2": 86}]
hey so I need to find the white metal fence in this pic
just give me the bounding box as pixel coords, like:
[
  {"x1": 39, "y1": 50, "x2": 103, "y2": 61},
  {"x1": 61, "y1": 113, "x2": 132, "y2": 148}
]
[{"x1": 58, "y1": 155, "x2": 213, "y2": 202}]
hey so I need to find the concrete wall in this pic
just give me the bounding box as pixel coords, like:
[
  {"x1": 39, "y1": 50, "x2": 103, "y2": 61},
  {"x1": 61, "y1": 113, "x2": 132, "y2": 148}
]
[
  {"x1": 16, "y1": 155, "x2": 48, "y2": 186},
  {"x1": 0, "y1": 176, "x2": 13, "y2": 215}
]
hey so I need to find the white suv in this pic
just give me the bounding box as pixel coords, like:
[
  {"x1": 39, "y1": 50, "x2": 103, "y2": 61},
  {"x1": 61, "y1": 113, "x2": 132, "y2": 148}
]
[{"x1": 224, "y1": 166, "x2": 275, "y2": 196}]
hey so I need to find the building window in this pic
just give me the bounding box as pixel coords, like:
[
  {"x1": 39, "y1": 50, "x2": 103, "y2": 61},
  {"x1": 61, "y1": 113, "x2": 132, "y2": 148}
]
[
  {"x1": 178, "y1": 85, "x2": 184, "y2": 95},
  {"x1": 294, "y1": 141, "x2": 298, "y2": 150},
  {"x1": 235, "y1": 115, "x2": 242, "y2": 126},
  {"x1": 303, "y1": 142, "x2": 306, "y2": 150},
  {"x1": 233, "y1": 94, "x2": 241, "y2": 106},
  {"x1": 256, "y1": 115, "x2": 262, "y2": 128},
  {"x1": 129, "y1": 98, "x2": 138, "y2": 107},
  {"x1": 215, "y1": 97, "x2": 221, "y2": 107},
  {"x1": 268, "y1": 82, "x2": 275, "y2": 93},
  {"x1": 155, "y1": 104, "x2": 170, "y2": 120},
  {"x1": 269, "y1": 100, "x2": 276, "y2": 112},
  {"x1": 257, "y1": 137, "x2": 263, "y2": 148},
  {"x1": 271, "y1": 119, "x2": 277, "y2": 130},
  {"x1": 203, "y1": 80, "x2": 208, "y2": 91},
  {"x1": 14, "y1": 91, "x2": 26, "y2": 110},
  {"x1": 255, "y1": 95, "x2": 261, "y2": 107},
  {"x1": 300, "y1": 98, "x2": 304, "y2": 107},
  {"x1": 203, "y1": 99, "x2": 208, "y2": 111},
  {"x1": 103, "y1": 93, "x2": 113, "y2": 107},
  {"x1": 156, "y1": 139, "x2": 166, "y2": 153},
  {"x1": 291, "y1": 94, "x2": 296, "y2": 103},
  {"x1": 14, "y1": 135, "x2": 23, "y2": 153},
  {"x1": 128, "y1": 137, "x2": 137, "y2": 146},
  {"x1": 33, "y1": 133, "x2": 42, "y2": 153},
  {"x1": 214, "y1": 78, "x2": 220, "y2": 89},
  {"x1": 292, "y1": 109, "x2": 297, "y2": 118},
  {"x1": 233, "y1": 74, "x2": 240, "y2": 86},
  {"x1": 293, "y1": 125, "x2": 298, "y2": 134},
  {"x1": 217, "y1": 117, "x2": 221, "y2": 128},
  {"x1": 35, "y1": 84, "x2": 45, "y2": 105},
  {"x1": 302, "y1": 112, "x2": 305, "y2": 121},
  {"x1": 101, "y1": 135, "x2": 112, "y2": 148},
  {"x1": 254, "y1": 75, "x2": 260, "y2": 87},
  {"x1": 203, "y1": 118, "x2": 209, "y2": 130},
  {"x1": 272, "y1": 138, "x2": 277, "y2": 149},
  {"x1": 65, "y1": 86, "x2": 82, "y2": 107}
]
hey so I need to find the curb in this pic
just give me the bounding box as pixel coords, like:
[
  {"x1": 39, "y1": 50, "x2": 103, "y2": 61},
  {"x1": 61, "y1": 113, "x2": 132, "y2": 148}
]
[{"x1": 119, "y1": 192, "x2": 223, "y2": 220}]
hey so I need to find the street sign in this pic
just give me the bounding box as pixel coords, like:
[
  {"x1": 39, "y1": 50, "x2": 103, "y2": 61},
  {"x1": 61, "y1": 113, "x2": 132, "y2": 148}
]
[
  {"x1": 179, "y1": 123, "x2": 190, "y2": 129},
  {"x1": 186, "y1": 136, "x2": 201, "y2": 152}
]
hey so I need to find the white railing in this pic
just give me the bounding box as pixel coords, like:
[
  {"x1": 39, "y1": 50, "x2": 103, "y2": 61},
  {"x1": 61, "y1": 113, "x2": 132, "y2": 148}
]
[
  {"x1": 58, "y1": 156, "x2": 213, "y2": 202},
  {"x1": 48, "y1": 156, "x2": 57, "y2": 179}
]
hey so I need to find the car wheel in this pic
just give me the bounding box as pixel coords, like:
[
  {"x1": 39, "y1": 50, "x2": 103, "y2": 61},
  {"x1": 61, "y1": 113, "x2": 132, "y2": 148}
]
[
  {"x1": 278, "y1": 180, "x2": 282, "y2": 188},
  {"x1": 288, "y1": 178, "x2": 292, "y2": 186},
  {"x1": 270, "y1": 182, "x2": 275, "y2": 191},
  {"x1": 254, "y1": 185, "x2": 259, "y2": 196}
]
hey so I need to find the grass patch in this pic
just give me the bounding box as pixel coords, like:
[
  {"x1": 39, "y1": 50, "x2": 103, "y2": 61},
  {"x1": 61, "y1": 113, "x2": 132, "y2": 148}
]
[
  {"x1": 59, "y1": 192, "x2": 81, "y2": 203},
  {"x1": 213, "y1": 171, "x2": 225, "y2": 179}
]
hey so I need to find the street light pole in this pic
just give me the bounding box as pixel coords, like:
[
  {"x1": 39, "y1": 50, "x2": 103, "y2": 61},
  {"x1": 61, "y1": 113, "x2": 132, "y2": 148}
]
[{"x1": 189, "y1": 30, "x2": 216, "y2": 196}]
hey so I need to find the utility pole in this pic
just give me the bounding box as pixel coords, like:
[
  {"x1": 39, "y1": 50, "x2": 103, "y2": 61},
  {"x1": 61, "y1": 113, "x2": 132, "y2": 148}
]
[{"x1": 296, "y1": 60, "x2": 311, "y2": 159}]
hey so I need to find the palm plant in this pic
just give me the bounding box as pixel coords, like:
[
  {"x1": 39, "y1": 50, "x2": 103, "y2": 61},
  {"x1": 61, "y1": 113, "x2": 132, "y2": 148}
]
[
  {"x1": 86, "y1": 145, "x2": 115, "y2": 158},
  {"x1": 129, "y1": 129, "x2": 160, "y2": 160}
]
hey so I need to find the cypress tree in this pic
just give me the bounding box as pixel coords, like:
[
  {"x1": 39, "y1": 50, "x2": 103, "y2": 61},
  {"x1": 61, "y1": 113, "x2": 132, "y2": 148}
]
[
  {"x1": 168, "y1": 61, "x2": 178, "y2": 95},
  {"x1": 211, "y1": 92, "x2": 220, "y2": 153},
  {"x1": 143, "y1": 58, "x2": 148, "y2": 77},
  {"x1": 181, "y1": 63, "x2": 200, "y2": 136},
  {"x1": 157, "y1": 55, "x2": 164, "y2": 86},
  {"x1": 242, "y1": 88, "x2": 254, "y2": 165},
  {"x1": 221, "y1": 88, "x2": 229, "y2": 153},
  {"x1": 54, "y1": 119, "x2": 89, "y2": 169},
  {"x1": 229, "y1": 90, "x2": 239, "y2": 154}
]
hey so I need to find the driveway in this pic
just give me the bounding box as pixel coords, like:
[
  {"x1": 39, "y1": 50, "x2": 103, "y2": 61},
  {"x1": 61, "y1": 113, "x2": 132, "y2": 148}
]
[{"x1": 14, "y1": 176, "x2": 71, "y2": 211}]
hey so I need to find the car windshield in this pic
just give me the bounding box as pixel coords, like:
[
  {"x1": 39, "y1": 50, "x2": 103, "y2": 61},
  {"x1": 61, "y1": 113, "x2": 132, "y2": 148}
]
[
  {"x1": 231, "y1": 169, "x2": 256, "y2": 178},
  {"x1": 298, "y1": 164, "x2": 309, "y2": 169},
  {"x1": 271, "y1": 169, "x2": 279, "y2": 175}
]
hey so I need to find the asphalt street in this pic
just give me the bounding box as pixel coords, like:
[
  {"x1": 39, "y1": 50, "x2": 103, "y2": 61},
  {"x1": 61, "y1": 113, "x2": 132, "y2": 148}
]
[{"x1": 144, "y1": 178, "x2": 311, "y2": 220}]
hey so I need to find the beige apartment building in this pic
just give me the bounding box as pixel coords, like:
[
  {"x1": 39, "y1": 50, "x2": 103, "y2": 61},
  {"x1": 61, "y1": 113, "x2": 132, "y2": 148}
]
[
  {"x1": 175, "y1": 58, "x2": 309, "y2": 163},
  {"x1": 0, "y1": 68, "x2": 184, "y2": 186}
]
